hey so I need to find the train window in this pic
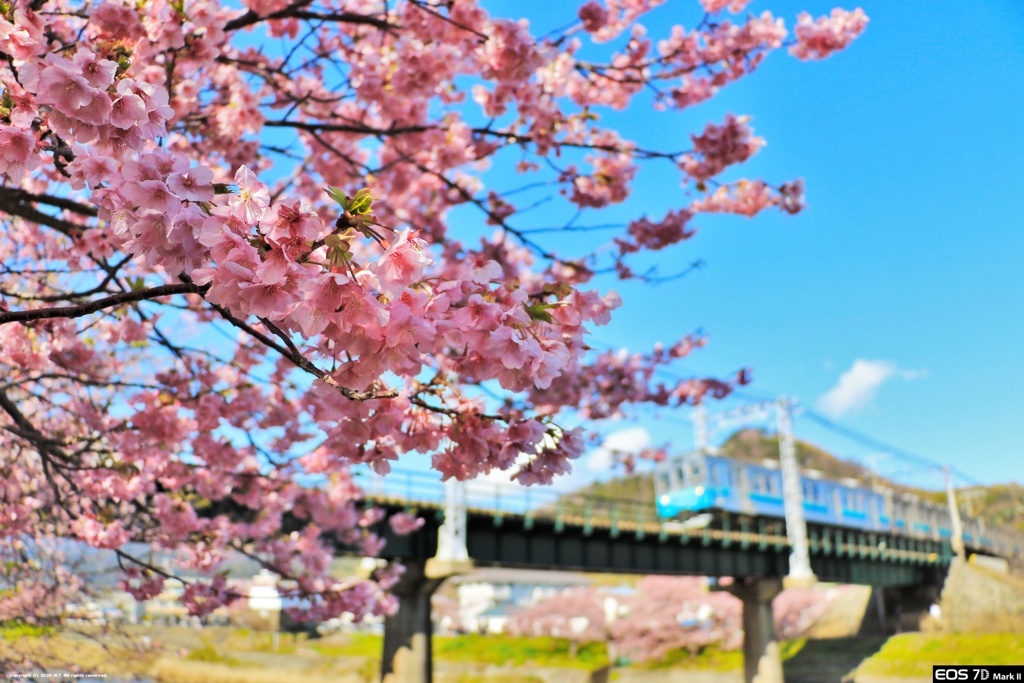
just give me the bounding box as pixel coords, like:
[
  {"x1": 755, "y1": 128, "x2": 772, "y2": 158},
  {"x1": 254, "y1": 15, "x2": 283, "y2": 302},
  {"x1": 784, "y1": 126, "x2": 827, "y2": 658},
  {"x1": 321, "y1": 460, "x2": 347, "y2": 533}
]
[
  {"x1": 693, "y1": 461, "x2": 703, "y2": 481},
  {"x1": 714, "y1": 463, "x2": 729, "y2": 487},
  {"x1": 657, "y1": 473, "x2": 671, "y2": 494},
  {"x1": 802, "y1": 482, "x2": 817, "y2": 504},
  {"x1": 751, "y1": 472, "x2": 776, "y2": 496},
  {"x1": 677, "y1": 465, "x2": 687, "y2": 484}
]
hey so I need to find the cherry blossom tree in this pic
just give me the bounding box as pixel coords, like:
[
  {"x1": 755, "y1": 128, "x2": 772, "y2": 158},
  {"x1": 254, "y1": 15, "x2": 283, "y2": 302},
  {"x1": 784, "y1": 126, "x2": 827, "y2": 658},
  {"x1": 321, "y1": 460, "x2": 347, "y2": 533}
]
[
  {"x1": 0, "y1": 0, "x2": 867, "y2": 627},
  {"x1": 509, "y1": 586, "x2": 608, "y2": 646},
  {"x1": 610, "y1": 576, "x2": 741, "y2": 661},
  {"x1": 510, "y1": 578, "x2": 849, "y2": 663}
]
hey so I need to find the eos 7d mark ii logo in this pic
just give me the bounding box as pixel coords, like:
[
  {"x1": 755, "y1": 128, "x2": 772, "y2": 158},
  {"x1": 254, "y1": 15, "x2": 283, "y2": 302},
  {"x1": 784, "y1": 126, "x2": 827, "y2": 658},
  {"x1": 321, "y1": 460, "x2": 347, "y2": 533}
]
[{"x1": 935, "y1": 666, "x2": 1024, "y2": 681}]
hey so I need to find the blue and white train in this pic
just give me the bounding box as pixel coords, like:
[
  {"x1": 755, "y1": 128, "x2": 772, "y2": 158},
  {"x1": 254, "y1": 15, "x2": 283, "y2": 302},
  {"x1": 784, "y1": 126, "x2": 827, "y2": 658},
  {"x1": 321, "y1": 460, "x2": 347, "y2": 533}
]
[{"x1": 653, "y1": 451, "x2": 1017, "y2": 556}]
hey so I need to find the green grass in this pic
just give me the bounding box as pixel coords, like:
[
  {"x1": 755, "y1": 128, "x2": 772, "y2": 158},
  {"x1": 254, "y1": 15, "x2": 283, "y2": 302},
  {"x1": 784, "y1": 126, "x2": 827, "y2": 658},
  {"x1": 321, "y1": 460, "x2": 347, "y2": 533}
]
[
  {"x1": 186, "y1": 641, "x2": 240, "y2": 666},
  {"x1": 436, "y1": 635, "x2": 607, "y2": 668},
  {"x1": 642, "y1": 644, "x2": 745, "y2": 671},
  {"x1": 455, "y1": 675, "x2": 544, "y2": 683},
  {"x1": 0, "y1": 621, "x2": 55, "y2": 641},
  {"x1": 316, "y1": 633, "x2": 607, "y2": 669},
  {"x1": 855, "y1": 633, "x2": 1024, "y2": 678},
  {"x1": 313, "y1": 632, "x2": 382, "y2": 658}
]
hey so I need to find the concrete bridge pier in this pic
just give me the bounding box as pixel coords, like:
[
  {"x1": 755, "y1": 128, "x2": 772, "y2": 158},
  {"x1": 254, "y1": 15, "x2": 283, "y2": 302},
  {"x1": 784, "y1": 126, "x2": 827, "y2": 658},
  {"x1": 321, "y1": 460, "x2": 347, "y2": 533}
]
[
  {"x1": 380, "y1": 559, "x2": 444, "y2": 683},
  {"x1": 726, "y1": 577, "x2": 784, "y2": 683}
]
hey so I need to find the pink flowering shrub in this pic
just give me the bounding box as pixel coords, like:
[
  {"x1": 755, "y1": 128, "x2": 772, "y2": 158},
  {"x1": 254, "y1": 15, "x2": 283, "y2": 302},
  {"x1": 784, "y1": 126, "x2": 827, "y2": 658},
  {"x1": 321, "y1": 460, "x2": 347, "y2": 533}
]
[{"x1": 0, "y1": 0, "x2": 865, "y2": 628}]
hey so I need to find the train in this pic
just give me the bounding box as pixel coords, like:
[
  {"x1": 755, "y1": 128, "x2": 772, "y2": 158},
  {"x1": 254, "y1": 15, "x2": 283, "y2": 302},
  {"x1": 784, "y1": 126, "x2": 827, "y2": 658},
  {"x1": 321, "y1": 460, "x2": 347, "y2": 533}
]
[{"x1": 652, "y1": 450, "x2": 1018, "y2": 557}]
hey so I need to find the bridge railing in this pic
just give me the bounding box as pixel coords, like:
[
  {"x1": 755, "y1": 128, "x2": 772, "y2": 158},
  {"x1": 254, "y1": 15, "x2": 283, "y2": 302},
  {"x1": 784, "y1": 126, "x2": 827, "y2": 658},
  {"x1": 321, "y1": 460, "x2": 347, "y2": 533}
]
[
  {"x1": 352, "y1": 468, "x2": 667, "y2": 535},
  {"x1": 350, "y1": 468, "x2": 1022, "y2": 560}
]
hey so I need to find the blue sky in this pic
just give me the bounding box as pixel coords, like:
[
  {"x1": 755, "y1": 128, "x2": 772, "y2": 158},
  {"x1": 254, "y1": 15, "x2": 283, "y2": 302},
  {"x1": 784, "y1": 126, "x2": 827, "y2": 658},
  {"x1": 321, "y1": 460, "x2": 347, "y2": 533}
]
[
  {"x1": 454, "y1": 0, "x2": 1024, "y2": 488},
  {"x1": 236, "y1": 1, "x2": 1023, "y2": 490}
]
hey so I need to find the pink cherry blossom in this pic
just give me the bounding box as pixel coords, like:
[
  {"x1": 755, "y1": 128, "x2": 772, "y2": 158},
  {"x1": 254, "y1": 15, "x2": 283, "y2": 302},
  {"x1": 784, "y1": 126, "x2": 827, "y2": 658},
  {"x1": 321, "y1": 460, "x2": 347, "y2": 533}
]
[
  {"x1": 578, "y1": 1, "x2": 609, "y2": 33},
  {"x1": 109, "y1": 79, "x2": 150, "y2": 129},
  {"x1": 373, "y1": 228, "x2": 433, "y2": 299},
  {"x1": 679, "y1": 114, "x2": 765, "y2": 182},
  {"x1": 701, "y1": 0, "x2": 752, "y2": 13},
  {"x1": 790, "y1": 8, "x2": 869, "y2": 61},
  {"x1": 71, "y1": 516, "x2": 129, "y2": 549},
  {"x1": 0, "y1": 126, "x2": 38, "y2": 181},
  {"x1": 168, "y1": 165, "x2": 215, "y2": 202},
  {"x1": 389, "y1": 512, "x2": 426, "y2": 535},
  {"x1": 231, "y1": 165, "x2": 270, "y2": 224},
  {"x1": 33, "y1": 57, "x2": 96, "y2": 117},
  {"x1": 0, "y1": 7, "x2": 45, "y2": 60}
]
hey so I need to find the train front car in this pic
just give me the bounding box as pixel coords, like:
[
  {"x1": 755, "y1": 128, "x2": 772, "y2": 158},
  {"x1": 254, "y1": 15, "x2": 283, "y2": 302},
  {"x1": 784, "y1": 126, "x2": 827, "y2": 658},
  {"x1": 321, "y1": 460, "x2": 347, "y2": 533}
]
[{"x1": 653, "y1": 451, "x2": 720, "y2": 518}]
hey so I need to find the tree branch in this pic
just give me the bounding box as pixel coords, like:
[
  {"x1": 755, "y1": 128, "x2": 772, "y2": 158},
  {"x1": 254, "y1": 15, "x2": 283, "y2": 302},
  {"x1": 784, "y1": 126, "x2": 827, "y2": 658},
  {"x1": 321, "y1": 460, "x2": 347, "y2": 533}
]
[
  {"x1": 0, "y1": 187, "x2": 90, "y2": 238},
  {"x1": 265, "y1": 119, "x2": 435, "y2": 137},
  {"x1": 225, "y1": 1, "x2": 394, "y2": 32},
  {"x1": 182, "y1": 278, "x2": 399, "y2": 402},
  {"x1": 0, "y1": 283, "x2": 207, "y2": 327}
]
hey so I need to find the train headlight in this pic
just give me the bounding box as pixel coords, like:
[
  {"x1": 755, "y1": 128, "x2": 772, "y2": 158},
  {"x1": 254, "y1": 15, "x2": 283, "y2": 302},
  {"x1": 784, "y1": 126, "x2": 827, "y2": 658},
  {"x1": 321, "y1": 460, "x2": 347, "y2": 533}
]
[
  {"x1": 695, "y1": 486, "x2": 704, "y2": 496},
  {"x1": 660, "y1": 495, "x2": 670, "y2": 505}
]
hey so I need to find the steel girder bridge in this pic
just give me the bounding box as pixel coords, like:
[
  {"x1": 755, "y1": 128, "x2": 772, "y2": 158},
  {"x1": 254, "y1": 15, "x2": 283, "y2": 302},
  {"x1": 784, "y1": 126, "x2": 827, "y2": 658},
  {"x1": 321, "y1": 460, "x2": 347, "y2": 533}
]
[{"x1": 339, "y1": 467, "x2": 1017, "y2": 683}]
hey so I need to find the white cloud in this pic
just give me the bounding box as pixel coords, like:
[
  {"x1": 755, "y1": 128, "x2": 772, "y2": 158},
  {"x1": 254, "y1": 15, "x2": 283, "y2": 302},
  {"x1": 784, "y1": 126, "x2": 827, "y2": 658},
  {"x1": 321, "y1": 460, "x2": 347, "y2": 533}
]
[
  {"x1": 471, "y1": 426, "x2": 654, "y2": 495},
  {"x1": 817, "y1": 359, "x2": 926, "y2": 418},
  {"x1": 586, "y1": 426, "x2": 651, "y2": 472}
]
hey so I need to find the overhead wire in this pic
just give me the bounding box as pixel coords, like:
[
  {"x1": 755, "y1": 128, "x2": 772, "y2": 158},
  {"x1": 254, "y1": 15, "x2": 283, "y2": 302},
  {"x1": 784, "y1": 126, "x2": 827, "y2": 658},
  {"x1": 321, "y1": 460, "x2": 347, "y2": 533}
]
[{"x1": 587, "y1": 337, "x2": 982, "y2": 486}]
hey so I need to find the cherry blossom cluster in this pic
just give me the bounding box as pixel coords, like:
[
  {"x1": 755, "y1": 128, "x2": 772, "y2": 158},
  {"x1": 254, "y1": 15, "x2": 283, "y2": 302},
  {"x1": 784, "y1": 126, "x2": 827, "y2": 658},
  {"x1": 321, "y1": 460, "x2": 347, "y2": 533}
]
[
  {"x1": 790, "y1": 8, "x2": 870, "y2": 61},
  {"x1": 0, "y1": 0, "x2": 865, "y2": 632},
  {"x1": 679, "y1": 114, "x2": 765, "y2": 183},
  {"x1": 689, "y1": 178, "x2": 806, "y2": 218}
]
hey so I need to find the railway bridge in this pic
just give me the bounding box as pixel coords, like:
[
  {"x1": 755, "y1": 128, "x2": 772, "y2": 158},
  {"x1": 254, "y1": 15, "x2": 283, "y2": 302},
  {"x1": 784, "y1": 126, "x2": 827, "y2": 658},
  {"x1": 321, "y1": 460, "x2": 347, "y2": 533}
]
[{"x1": 342, "y1": 469, "x2": 1012, "y2": 683}]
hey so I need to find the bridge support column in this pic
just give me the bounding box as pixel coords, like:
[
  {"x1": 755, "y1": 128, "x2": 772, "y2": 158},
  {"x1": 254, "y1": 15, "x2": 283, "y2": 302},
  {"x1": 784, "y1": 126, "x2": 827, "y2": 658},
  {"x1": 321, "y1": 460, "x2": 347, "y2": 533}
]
[
  {"x1": 727, "y1": 577, "x2": 784, "y2": 683},
  {"x1": 381, "y1": 559, "x2": 444, "y2": 683}
]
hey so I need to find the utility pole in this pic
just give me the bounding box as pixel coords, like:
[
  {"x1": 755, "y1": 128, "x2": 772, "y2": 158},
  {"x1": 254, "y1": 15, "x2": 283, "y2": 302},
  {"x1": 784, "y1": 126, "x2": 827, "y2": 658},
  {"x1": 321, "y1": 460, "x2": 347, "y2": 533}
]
[
  {"x1": 437, "y1": 478, "x2": 469, "y2": 563},
  {"x1": 776, "y1": 397, "x2": 815, "y2": 585},
  {"x1": 693, "y1": 402, "x2": 709, "y2": 452},
  {"x1": 943, "y1": 466, "x2": 966, "y2": 561},
  {"x1": 696, "y1": 397, "x2": 815, "y2": 584}
]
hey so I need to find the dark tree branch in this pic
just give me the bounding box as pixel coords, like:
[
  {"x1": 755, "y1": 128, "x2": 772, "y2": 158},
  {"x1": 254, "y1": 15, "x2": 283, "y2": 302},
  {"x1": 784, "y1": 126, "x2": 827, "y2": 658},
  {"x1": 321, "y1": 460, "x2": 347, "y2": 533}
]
[
  {"x1": 225, "y1": 1, "x2": 394, "y2": 32},
  {"x1": 0, "y1": 188, "x2": 90, "y2": 238},
  {"x1": 0, "y1": 283, "x2": 207, "y2": 327},
  {"x1": 265, "y1": 119, "x2": 434, "y2": 137},
  {"x1": 178, "y1": 275, "x2": 398, "y2": 402},
  {"x1": 0, "y1": 187, "x2": 98, "y2": 217}
]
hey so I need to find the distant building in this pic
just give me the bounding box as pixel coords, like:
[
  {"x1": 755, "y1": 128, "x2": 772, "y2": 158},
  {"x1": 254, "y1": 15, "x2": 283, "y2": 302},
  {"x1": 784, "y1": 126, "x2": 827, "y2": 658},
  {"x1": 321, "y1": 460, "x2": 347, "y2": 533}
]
[
  {"x1": 437, "y1": 568, "x2": 592, "y2": 635},
  {"x1": 235, "y1": 570, "x2": 282, "y2": 631}
]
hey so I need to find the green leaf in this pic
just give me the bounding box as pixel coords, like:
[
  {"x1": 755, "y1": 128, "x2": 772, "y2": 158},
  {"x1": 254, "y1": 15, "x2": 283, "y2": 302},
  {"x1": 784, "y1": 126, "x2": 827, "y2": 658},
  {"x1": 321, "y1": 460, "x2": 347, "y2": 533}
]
[
  {"x1": 524, "y1": 302, "x2": 557, "y2": 324},
  {"x1": 348, "y1": 187, "x2": 374, "y2": 215},
  {"x1": 326, "y1": 186, "x2": 374, "y2": 214},
  {"x1": 325, "y1": 186, "x2": 350, "y2": 209}
]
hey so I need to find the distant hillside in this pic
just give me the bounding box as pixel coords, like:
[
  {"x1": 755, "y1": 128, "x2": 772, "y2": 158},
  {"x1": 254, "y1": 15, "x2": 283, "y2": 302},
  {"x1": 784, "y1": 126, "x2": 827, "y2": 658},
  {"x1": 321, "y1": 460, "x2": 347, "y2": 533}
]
[
  {"x1": 566, "y1": 429, "x2": 1024, "y2": 535},
  {"x1": 719, "y1": 428, "x2": 873, "y2": 481}
]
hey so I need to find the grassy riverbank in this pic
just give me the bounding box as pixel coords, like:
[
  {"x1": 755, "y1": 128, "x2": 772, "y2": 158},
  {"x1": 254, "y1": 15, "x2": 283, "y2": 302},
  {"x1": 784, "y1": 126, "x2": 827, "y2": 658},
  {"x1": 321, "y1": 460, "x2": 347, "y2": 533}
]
[
  {"x1": 2, "y1": 626, "x2": 1022, "y2": 682},
  {"x1": 851, "y1": 633, "x2": 1024, "y2": 679}
]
